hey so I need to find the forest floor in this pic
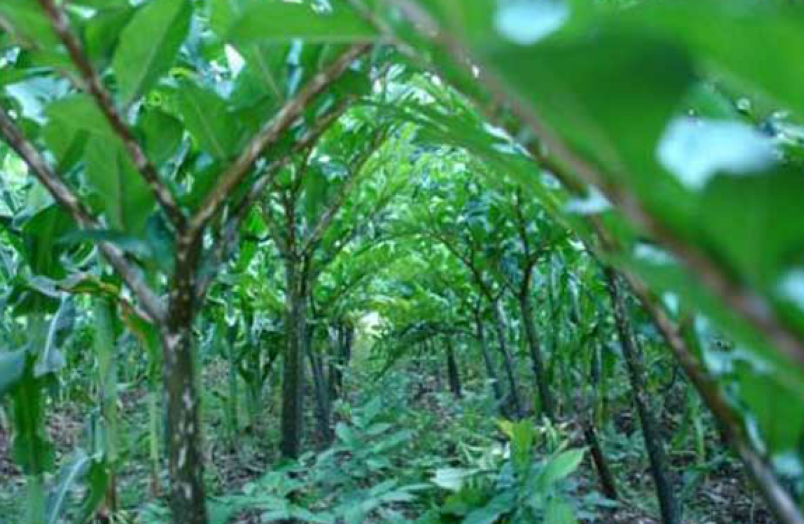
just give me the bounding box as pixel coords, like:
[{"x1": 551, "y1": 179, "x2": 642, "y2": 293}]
[{"x1": 0, "y1": 371, "x2": 775, "y2": 524}]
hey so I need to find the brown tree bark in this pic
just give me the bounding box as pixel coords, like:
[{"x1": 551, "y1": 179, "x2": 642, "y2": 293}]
[
  {"x1": 445, "y1": 337, "x2": 463, "y2": 399},
  {"x1": 519, "y1": 288, "x2": 554, "y2": 420},
  {"x1": 605, "y1": 267, "x2": 680, "y2": 524},
  {"x1": 491, "y1": 302, "x2": 524, "y2": 419}
]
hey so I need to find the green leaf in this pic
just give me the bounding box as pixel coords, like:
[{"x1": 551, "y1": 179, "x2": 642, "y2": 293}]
[
  {"x1": 462, "y1": 492, "x2": 516, "y2": 524},
  {"x1": 10, "y1": 355, "x2": 55, "y2": 475},
  {"x1": 34, "y1": 296, "x2": 74, "y2": 377},
  {"x1": 0, "y1": 0, "x2": 59, "y2": 48},
  {"x1": 43, "y1": 94, "x2": 114, "y2": 167},
  {"x1": 619, "y1": 0, "x2": 804, "y2": 120},
  {"x1": 0, "y1": 349, "x2": 27, "y2": 399},
  {"x1": 487, "y1": 34, "x2": 694, "y2": 184},
  {"x1": 84, "y1": 5, "x2": 136, "y2": 63},
  {"x1": 228, "y1": 1, "x2": 377, "y2": 45},
  {"x1": 45, "y1": 450, "x2": 108, "y2": 524},
  {"x1": 539, "y1": 449, "x2": 585, "y2": 489},
  {"x1": 432, "y1": 468, "x2": 480, "y2": 492},
  {"x1": 139, "y1": 108, "x2": 184, "y2": 164},
  {"x1": 85, "y1": 138, "x2": 155, "y2": 235},
  {"x1": 335, "y1": 422, "x2": 359, "y2": 448},
  {"x1": 178, "y1": 83, "x2": 241, "y2": 159},
  {"x1": 544, "y1": 498, "x2": 578, "y2": 524},
  {"x1": 510, "y1": 421, "x2": 534, "y2": 472},
  {"x1": 698, "y1": 169, "x2": 804, "y2": 288},
  {"x1": 112, "y1": 0, "x2": 193, "y2": 104},
  {"x1": 22, "y1": 206, "x2": 76, "y2": 279},
  {"x1": 737, "y1": 364, "x2": 804, "y2": 452},
  {"x1": 209, "y1": 0, "x2": 258, "y2": 38}
]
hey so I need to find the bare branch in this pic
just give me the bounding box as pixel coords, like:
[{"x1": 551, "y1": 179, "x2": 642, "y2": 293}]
[
  {"x1": 186, "y1": 43, "x2": 372, "y2": 242},
  {"x1": 0, "y1": 108, "x2": 165, "y2": 322},
  {"x1": 37, "y1": 0, "x2": 186, "y2": 232}
]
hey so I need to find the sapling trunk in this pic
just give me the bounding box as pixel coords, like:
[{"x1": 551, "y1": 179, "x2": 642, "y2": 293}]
[
  {"x1": 281, "y1": 255, "x2": 306, "y2": 459},
  {"x1": 307, "y1": 323, "x2": 333, "y2": 446},
  {"x1": 148, "y1": 389, "x2": 161, "y2": 497},
  {"x1": 492, "y1": 302, "x2": 523, "y2": 419},
  {"x1": 519, "y1": 291, "x2": 553, "y2": 420},
  {"x1": 475, "y1": 313, "x2": 505, "y2": 412},
  {"x1": 582, "y1": 417, "x2": 619, "y2": 501},
  {"x1": 445, "y1": 337, "x2": 463, "y2": 399},
  {"x1": 225, "y1": 323, "x2": 239, "y2": 445},
  {"x1": 94, "y1": 298, "x2": 119, "y2": 513},
  {"x1": 605, "y1": 268, "x2": 680, "y2": 524}
]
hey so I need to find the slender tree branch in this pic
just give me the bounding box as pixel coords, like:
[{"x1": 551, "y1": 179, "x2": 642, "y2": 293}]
[
  {"x1": 37, "y1": 0, "x2": 186, "y2": 232},
  {"x1": 186, "y1": 43, "x2": 372, "y2": 242},
  {"x1": 194, "y1": 99, "x2": 354, "y2": 299},
  {"x1": 301, "y1": 126, "x2": 389, "y2": 257},
  {"x1": 0, "y1": 108, "x2": 165, "y2": 322}
]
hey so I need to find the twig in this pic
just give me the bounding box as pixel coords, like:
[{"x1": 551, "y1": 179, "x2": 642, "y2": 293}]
[{"x1": 37, "y1": 0, "x2": 186, "y2": 232}]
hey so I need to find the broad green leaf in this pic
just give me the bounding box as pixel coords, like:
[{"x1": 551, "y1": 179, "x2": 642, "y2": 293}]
[
  {"x1": 510, "y1": 421, "x2": 534, "y2": 472},
  {"x1": 335, "y1": 422, "x2": 359, "y2": 448},
  {"x1": 432, "y1": 468, "x2": 480, "y2": 492},
  {"x1": 45, "y1": 450, "x2": 108, "y2": 524},
  {"x1": 539, "y1": 449, "x2": 585, "y2": 489},
  {"x1": 462, "y1": 492, "x2": 516, "y2": 524},
  {"x1": 619, "y1": 0, "x2": 804, "y2": 120},
  {"x1": 85, "y1": 138, "x2": 155, "y2": 234},
  {"x1": 22, "y1": 206, "x2": 76, "y2": 279},
  {"x1": 10, "y1": 354, "x2": 55, "y2": 475},
  {"x1": 112, "y1": 0, "x2": 193, "y2": 104},
  {"x1": 698, "y1": 169, "x2": 804, "y2": 288},
  {"x1": 209, "y1": 0, "x2": 259, "y2": 38},
  {"x1": 487, "y1": 34, "x2": 694, "y2": 185},
  {"x1": 544, "y1": 498, "x2": 578, "y2": 524},
  {"x1": 44, "y1": 94, "x2": 114, "y2": 167},
  {"x1": 34, "y1": 295, "x2": 73, "y2": 377},
  {"x1": 0, "y1": 0, "x2": 59, "y2": 48},
  {"x1": 139, "y1": 108, "x2": 184, "y2": 164},
  {"x1": 0, "y1": 349, "x2": 27, "y2": 399},
  {"x1": 228, "y1": 1, "x2": 377, "y2": 45},
  {"x1": 178, "y1": 83, "x2": 241, "y2": 159},
  {"x1": 737, "y1": 364, "x2": 804, "y2": 452},
  {"x1": 84, "y1": 5, "x2": 136, "y2": 63}
]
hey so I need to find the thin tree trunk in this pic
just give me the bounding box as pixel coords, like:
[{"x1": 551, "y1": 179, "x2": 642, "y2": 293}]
[
  {"x1": 95, "y1": 298, "x2": 119, "y2": 514},
  {"x1": 161, "y1": 323, "x2": 207, "y2": 524},
  {"x1": 445, "y1": 337, "x2": 463, "y2": 399},
  {"x1": 519, "y1": 291, "x2": 554, "y2": 420},
  {"x1": 306, "y1": 323, "x2": 333, "y2": 446},
  {"x1": 475, "y1": 312, "x2": 504, "y2": 412},
  {"x1": 492, "y1": 301, "x2": 524, "y2": 419},
  {"x1": 148, "y1": 388, "x2": 161, "y2": 497},
  {"x1": 605, "y1": 268, "x2": 680, "y2": 524},
  {"x1": 281, "y1": 255, "x2": 306, "y2": 460},
  {"x1": 581, "y1": 416, "x2": 618, "y2": 500},
  {"x1": 330, "y1": 324, "x2": 353, "y2": 401},
  {"x1": 225, "y1": 324, "x2": 239, "y2": 445}
]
